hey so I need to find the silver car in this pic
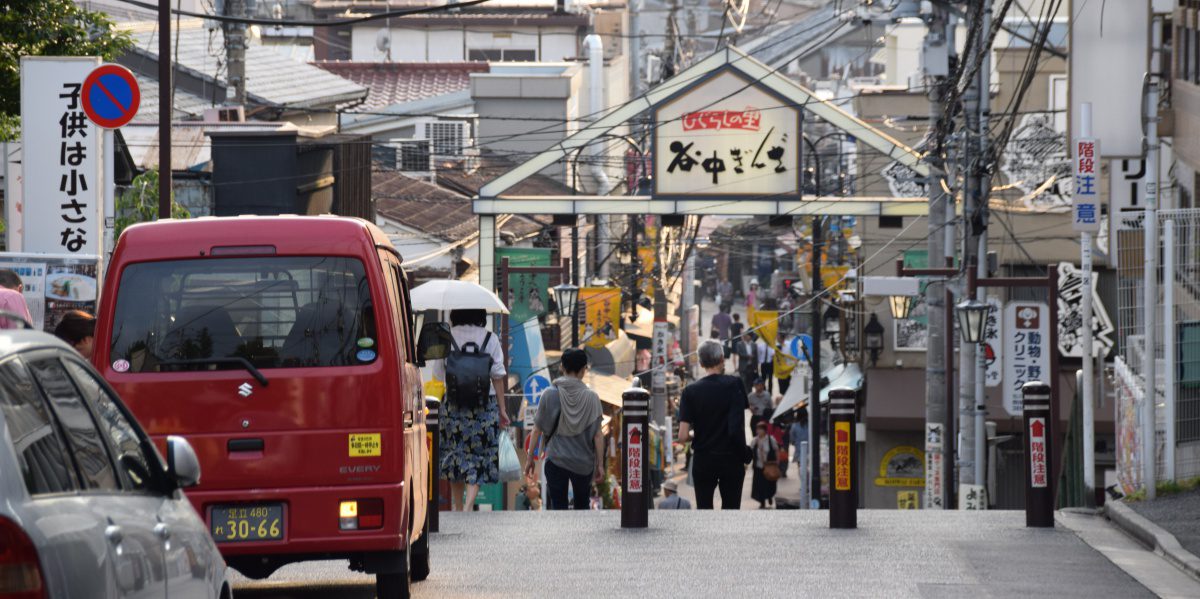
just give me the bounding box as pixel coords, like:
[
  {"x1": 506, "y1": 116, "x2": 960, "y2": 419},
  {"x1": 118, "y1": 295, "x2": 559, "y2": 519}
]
[{"x1": 0, "y1": 327, "x2": 231, "y2": 598}]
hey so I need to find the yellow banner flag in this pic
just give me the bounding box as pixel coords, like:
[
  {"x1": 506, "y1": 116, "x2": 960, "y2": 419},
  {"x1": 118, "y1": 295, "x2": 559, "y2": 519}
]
[
  {"x1": 748, "y1": 309, "x2": 778, "y2": 345},
  {"x1": 579, "y1": 287, "x2": 622, "y2": 348}
]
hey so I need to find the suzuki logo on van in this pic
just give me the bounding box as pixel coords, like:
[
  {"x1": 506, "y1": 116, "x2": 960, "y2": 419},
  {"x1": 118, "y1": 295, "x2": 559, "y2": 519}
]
[
  {"x1": 237, "y1": 382, "x2": 253, "y2": 398},
  {"x1": 340, "y1": 465, "x2": 382, "y2": 475}
]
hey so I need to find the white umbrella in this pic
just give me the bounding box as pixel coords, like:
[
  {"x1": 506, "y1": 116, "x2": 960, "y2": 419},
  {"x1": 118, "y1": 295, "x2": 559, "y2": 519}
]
[{"x1": 411, "y1": 279, "x2": 509, "y2": 314}]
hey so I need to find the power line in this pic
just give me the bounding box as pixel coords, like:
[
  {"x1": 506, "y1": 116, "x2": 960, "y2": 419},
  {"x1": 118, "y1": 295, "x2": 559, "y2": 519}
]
[{"x1": 115, "y1": 0, "x2": 496, "y2": 26}]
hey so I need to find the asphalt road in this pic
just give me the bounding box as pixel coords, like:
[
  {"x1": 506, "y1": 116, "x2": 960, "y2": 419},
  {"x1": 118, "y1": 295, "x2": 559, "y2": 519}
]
[{"x1": 234, "y1": 510, "x2": 1156, "y2": 598}]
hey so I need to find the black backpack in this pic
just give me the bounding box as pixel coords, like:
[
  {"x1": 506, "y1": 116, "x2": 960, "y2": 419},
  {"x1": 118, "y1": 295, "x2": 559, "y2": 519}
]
[{"x1": 445, "y1": 332, "x2": 493, "y2": 409}]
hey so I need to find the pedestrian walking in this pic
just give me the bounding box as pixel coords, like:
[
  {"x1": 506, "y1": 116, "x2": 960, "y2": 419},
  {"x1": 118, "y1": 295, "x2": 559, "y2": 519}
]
[
  {"x1": 0, "y1": 270, "x2": 32, "y2": 330},
  {"x1": 525, "y1": 349, "x2": 604, "y2": 510},
  {"x1": 657, "y1": 480, "x2": 692, "y2": 509},
  {"x1": 788, "y1": 406, "x2": 809, "y2": 479},
  {"x1": 747, "y1": 378, "x2": 772, "y2": 431},
  {"x1": 678, "y1": 340, "x2": 749, "y2": 509},
  {"x1": 746, "y1": 280, "x2": 759, "y2": 310},
  {"x1": 730, "y1": 313, "x2": 744, "y2": 342},
  {"x1": 718, "y1": 278, "x2": 734, "y2": 311},
  {"x1": 711, "y1": 305, "x2": 732, "y2": 344},
  {"x1": 756, "y1": 335, "x2": 775, "y2": 393},
  {"x1": 432, "y1": 309, "x2": 511, "y2": 511},
  {"x1": 52, "y1": 310, "x2": 96, "y2": 359},
  {"x1": 738, "y1": 333, "x2": 759, "y2": 392},
  {"x1": 750, "y1": 422, "x2": 780, "y2": 508}
]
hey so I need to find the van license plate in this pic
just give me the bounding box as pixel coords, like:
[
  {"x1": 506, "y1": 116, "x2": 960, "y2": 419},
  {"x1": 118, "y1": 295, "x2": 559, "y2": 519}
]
[{"x1": 210, "y1": 504, "x2": 284, "y2": 542}]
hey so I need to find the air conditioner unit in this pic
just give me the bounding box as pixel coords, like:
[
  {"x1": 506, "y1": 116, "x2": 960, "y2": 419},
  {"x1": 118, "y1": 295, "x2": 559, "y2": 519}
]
[
  {"x1": 418, "y1": 120, "x2": 471, "y2": 159},
  {"x1": 203, "y1": 106, "x2": 245, "y2": 123}
]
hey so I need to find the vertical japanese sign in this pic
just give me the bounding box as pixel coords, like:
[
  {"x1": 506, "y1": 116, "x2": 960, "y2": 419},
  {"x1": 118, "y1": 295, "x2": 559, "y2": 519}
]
[
  {"x1": 653, "y1": 69, "x2": 800, "y2": 197},
  {"x1": 983, "y1": 296, "x2": 1003, "y2": 387},
  {"x1": 1028, "y1": 417, "x2": 1049, "y2": 488},
  {"x1": 925, "y1": 422, "x2": 944, "y2": 508},
  {"x1": 496, "y1": 247, "x2": 552, "y2": 326},
  {"x1": 1004, "y1": 302, "x2": 1051, "y2": 415},
  {"x1": 1055, "y1": 262, "x2": 1115, "y2": 358},
  {"x1": 626, "y1": 423, "x2": 643, "y2": 493},
  {"x1": 1072, "y1": 137, "x2": 1102, "y2": 232},
  {"x1": 651, "y1": 320, "x2": 670, "y2": 392},
  {"x1": 20, "y1": 57, "x2": 101, "y2": 256},
  {"x1": 834, "y1": 421, "x2": 851, "y2": 491},
  {"x1": 578, "y1": 287, "x2": 622, "y2": 349}
]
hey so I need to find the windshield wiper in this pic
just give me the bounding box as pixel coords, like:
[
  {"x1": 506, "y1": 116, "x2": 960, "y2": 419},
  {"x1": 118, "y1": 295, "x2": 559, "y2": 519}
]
[{"x1": 158, "y1": 357, "x2": 269, "y2": 388}]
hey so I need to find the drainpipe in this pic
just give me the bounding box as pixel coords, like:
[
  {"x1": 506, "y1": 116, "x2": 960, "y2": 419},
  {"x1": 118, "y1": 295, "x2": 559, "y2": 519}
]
[{"x1": 585, "y1": 34, "x2": 613, "y2": 279}]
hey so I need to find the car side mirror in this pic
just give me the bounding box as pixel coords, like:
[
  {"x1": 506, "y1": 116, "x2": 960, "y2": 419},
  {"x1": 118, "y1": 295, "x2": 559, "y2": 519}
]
[
  {"x1": 166, "y1": 435, "x2": 201, "y2": 489},
  {"x1": 416, "y1": 321, "x2": 454, "y2": 366}
]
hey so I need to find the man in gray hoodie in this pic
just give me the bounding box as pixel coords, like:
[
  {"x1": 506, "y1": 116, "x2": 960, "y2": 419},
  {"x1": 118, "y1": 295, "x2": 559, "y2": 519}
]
[{"x1": 525, "y1": 349, "x2": 605, "y2": 510}]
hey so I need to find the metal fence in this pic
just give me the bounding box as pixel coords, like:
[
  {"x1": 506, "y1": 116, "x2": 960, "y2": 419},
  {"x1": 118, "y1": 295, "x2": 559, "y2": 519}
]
[
  {"x1": 1162, "y1": 209, "x2": 1200, "y2": 478},
  {"x1": 1117, "y1": 207, "x2": 1200, "y2": 485}
]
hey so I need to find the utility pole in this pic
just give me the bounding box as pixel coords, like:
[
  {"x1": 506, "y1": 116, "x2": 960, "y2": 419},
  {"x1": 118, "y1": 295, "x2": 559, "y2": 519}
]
[
  {"x1": 662, "y1": 0, "x2": 680, "y2": 80},
  {"x1": 972, "y1": 3, "x2": 993, "y2": 501},
  {"x1": 958, "y1": 0, "x2": 992, "y2": 501},
  {"x1": 225, "y1": 0, "x2": 248, "y2": 105},
  {"x1": 922, "y1": 2, "x2": 951, "y2": 509},
  {"x1": 158, "y1": 0, "x2": 171, "y2": 218},
  {"x1": 810, "y1": 216, "x2": 823, "y2": 509},
  {"x1": 1142, "y1": 15, "x2": 1162, "y2": 500},
  {"x1": 629, "y1": 0, "x2": 641, "y2": 96}
]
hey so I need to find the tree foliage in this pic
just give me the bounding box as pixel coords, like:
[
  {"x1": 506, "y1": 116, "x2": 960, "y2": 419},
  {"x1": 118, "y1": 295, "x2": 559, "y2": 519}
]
[
  {"x1": 115, "y1": 169, "x2": 190, "y2": 241},
  {"x1": 0, "y1": 0, "x2": 132, "y2": 139}
]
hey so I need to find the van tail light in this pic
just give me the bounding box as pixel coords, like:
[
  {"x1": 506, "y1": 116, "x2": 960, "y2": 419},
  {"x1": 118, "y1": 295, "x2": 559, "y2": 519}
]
[
  {"x1": 339, "y1": 499, "x2": 384, "y2": 531},
  {"x1": 0, "y1": 516, "x2": 45, "y2": 599}
]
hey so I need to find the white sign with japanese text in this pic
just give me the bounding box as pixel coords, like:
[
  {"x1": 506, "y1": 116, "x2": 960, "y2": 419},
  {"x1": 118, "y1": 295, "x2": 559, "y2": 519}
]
[
  {"x1": 983, "y1": 296, "x2": 1003, "y2": 387},
  {"x1": 1004, "y1": 302, "x2": 1051, "y2": 416},
  {"x1": 1072, "y1": 137, "x2": 1102, "y2": 232},
  {"x1": 654, "y1": 70, "x2": 800, "y2": 196},
  {"x1": 20, "y1": 57, "x2": 101, "y2": 256}
]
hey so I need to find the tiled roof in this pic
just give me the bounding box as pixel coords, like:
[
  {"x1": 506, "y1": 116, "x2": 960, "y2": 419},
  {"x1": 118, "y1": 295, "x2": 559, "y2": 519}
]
[
  {"x1": 373, "y1": 170, "x2": 546, "y2": 240},
  {"x1": 132, "y1": 74, "x2": 215, "y2": 123},
  {"x1": 127, "y1": 20, "x2": 366, "y2": 109},
  {"x1": 434, "y1": 154, "x2": 574, "y2": 200},
  {"x1": 314, "y1": 62, "x2": 488, "y2": 111}
]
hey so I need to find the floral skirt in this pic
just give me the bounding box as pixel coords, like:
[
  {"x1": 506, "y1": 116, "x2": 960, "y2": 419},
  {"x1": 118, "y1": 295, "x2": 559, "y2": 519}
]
[{"x1": 439, "y1": 399, "x2": 499, "y2": 485}]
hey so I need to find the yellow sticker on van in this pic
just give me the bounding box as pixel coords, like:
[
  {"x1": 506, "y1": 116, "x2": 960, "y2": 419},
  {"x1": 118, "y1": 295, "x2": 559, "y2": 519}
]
[{"x1": 349, "y1": 433, "x2": 382, "y2": 457}]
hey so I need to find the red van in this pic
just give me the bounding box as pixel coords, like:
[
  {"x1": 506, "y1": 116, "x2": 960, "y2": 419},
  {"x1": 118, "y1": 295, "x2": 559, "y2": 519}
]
[{"x1": 93, "y1": 216, "x2": 430, "y2": 598}]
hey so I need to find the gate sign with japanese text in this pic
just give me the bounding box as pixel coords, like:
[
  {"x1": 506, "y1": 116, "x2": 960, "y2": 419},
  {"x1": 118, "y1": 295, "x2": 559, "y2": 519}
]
[
  {"x1": 20, "y1": 57, "x2": 101, "y2": 256},
  {"x1": 1004, "y1": 302, "x2": 1050, "y2": 416},
  {"x1": 1072, "y1": 137, "x2": 1102, "y2": 232},
  {"x1": 653, "y1": 69, "x2": 801, "y2": 197}
]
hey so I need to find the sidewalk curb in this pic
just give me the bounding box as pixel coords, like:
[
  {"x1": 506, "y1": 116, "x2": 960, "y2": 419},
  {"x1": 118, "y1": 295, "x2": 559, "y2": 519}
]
[{"x1": 1105, "y1": 500, "x2": 1200, "y2": 582}]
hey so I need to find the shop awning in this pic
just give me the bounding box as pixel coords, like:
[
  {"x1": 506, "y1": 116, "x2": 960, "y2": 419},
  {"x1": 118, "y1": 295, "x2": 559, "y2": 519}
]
[
  {"x1": 819, "y1": 363, "x2": 863, "y2": 403},
  {"x1": 584, "y1": 371, "x2": 637, "y2": 410},
  {"x1": 624, "y1": 304, "x2": 680, "y2": 339}
]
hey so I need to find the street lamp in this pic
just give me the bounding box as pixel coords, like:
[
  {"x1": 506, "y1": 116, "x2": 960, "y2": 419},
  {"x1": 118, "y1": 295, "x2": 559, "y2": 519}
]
[
  {"x1": 955, "y1": 299, "x2": 990, "y2": 345},
  {"x1": 888, "y1": 294, "x2": 915, "y2": 321},
  {"x1": 553, "y1": 283, "x2": 580, "y2": 347},
  {"x1": 864, "y1": 313, "x2": 884, "y2": 366}
]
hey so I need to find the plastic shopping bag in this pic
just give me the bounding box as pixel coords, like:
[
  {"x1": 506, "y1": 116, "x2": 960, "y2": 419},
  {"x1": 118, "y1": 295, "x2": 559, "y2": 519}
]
[{"x1": 499, "y1": 430, "x2": 521, "y2": 482}]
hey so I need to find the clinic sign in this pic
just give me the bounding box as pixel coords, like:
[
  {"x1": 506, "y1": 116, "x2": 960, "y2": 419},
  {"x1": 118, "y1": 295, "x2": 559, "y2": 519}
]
[
  {"x1": 653, "y1": 68, "x2": 801, "y2": 197},
  {"x1": 1003, "y1": 302, "x2": 1050, "y2": 415},
  {"x1": 1072, "y1": 137, "x2": 1102, "y2": 232},
  {"x1": 20, "y1": 57, "x2": 101, "y2": 255}
]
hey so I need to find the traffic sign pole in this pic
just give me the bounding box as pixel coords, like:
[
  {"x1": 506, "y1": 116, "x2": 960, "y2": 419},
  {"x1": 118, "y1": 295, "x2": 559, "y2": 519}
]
[
  {"x1": 621, "y1": 385, "x2": 650, "y2": 529},
  {"x1": 1022, "y1": 382, "x2": 1054, "y2": 528}
]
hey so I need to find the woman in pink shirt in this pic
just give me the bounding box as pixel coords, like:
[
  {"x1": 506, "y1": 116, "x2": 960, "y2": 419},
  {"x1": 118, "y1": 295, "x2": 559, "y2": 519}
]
[{"x1": 0, "y1": 269, "x2": 32, "y2": 329}]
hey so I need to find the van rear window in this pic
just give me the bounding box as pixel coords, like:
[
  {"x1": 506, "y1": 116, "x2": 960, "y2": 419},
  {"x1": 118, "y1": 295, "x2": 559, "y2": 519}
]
[{"x1": 109, "y1": 257, "x2": 377, "y2": 372}]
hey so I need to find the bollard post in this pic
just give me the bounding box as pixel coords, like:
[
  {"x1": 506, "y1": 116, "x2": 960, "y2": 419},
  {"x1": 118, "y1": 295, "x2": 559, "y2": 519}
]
[
  {"x1": 425, "y1": 397, "x2": 441, "y2": 533},
  {"x1": 798, "y1": 441, "x2": 809, "y2": 509},
  {"x1": 621, "y1": 385, "x2": 651, "y2": 528},
  {"x1": 1022, "y1": 382, "x2": 1054, "y2": 527},
  {"x1": 829, "y1": 388, "x2": 857, "y2": 529}
]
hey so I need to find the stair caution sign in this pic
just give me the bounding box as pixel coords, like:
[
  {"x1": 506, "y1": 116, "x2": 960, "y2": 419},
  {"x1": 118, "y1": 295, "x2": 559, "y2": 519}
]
[
  {"x1": 627, "y1": 424, "x2": 643, "y2": 493},
  {"x1": 1029, "y1": 418, "x2": 1047, "y2": 488}
]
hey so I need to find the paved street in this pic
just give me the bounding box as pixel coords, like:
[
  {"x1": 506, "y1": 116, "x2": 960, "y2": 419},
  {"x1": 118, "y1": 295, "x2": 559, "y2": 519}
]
[{"x1": 234, "y1": 510, "x2": 1165, "y2": 598}]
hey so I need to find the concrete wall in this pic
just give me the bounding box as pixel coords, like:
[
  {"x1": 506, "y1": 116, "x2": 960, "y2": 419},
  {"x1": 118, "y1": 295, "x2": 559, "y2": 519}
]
[
  {"x1": 862, "y1": 429, "x2": 926, "y2": 509},
  {"x1": 472, "y1": 63, "x2": 582, "y2": 183}
]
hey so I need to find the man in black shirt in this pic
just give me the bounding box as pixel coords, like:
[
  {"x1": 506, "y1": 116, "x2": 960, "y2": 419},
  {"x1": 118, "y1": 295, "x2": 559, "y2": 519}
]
[{"x1": 678, "y1": 340, "x2": 748, "y2": 509}]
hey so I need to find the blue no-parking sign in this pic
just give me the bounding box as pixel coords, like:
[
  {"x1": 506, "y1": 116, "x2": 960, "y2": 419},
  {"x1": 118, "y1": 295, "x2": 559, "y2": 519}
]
[{"x1": 81, "y1": 64, "x2": 140, "y2": 129}]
